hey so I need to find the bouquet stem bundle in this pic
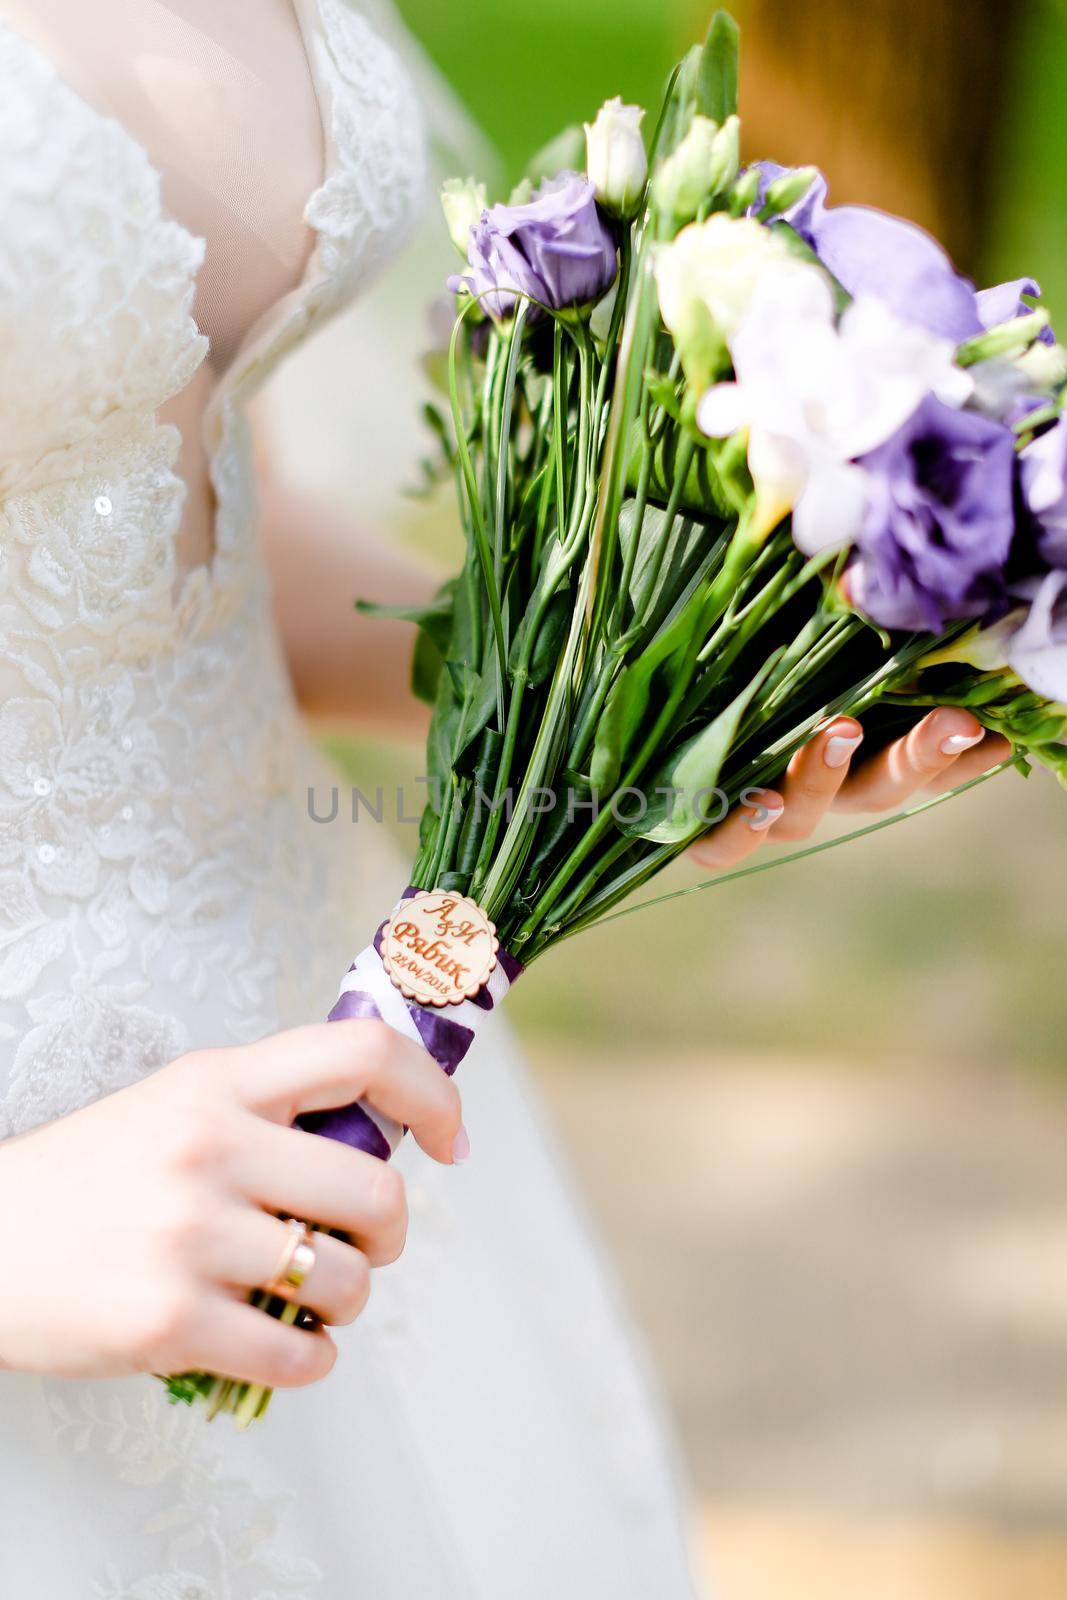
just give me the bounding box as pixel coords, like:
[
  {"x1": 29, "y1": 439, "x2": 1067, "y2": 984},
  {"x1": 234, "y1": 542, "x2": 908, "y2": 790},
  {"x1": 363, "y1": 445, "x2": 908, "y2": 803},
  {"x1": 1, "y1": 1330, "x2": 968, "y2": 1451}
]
[{"x1": 168, "y1": 10, "x2": 1067, "y2": 1421}]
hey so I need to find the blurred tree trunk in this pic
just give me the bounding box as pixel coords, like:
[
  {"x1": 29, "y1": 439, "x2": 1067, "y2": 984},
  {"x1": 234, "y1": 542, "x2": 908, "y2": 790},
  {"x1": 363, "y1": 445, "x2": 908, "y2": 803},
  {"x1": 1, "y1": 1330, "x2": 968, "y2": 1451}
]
[{"x1": 694, "y1": 0, "x2": 1022, "y2": 274}]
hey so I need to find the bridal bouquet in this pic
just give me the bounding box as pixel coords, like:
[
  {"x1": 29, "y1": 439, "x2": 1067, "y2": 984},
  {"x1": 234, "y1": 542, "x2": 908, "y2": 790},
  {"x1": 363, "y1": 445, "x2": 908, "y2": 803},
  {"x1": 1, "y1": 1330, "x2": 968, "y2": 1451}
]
[{"x1": 171, "y1": 11, "x2": 1067, "y2": 1422}]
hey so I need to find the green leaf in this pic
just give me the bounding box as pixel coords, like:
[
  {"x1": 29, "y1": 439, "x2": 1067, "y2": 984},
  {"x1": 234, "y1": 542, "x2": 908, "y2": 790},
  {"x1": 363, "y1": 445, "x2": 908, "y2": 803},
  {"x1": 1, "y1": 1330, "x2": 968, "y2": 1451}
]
[
  {"x1": 529, "y1": 591, "x2": 572, "y2": 686},
  {"x1": 418, "y1": 802, "x2": 438, "y2": 850},
  {"x1": 359, "y1": 581, "x2": 458, "y2": 709},
  {"x1": 446, "y1": 662, "x2": 499, "y2": 761},
  {"x1": 698, "y1": 11, "x2": 740, "y2": 124},
  {"x1": 427, "y1": 674, "x2": 460, "y2": 814},
  {"x1": 643, "y1": 375, "x2": 683, "y2": 423},
  {"x1": 510, "y1": 587, "x2": 573, "y2": 688},
  {"x1": 356, "y1": 591, "x2": 452, "y2": 649},
  {"x1": 411, "y1": 628, "x2": 444, "y2": 705},
  {"x1": 590, "y1": 587, "x2": 707, "y2": 792},
  {"x1": 454, "y1": 728, "x2": 505, "y2": 877},
  {"x1": 625, "y1": 423, "x2": 737, "y2": 521},
  {"x1": 621, "y1": 655, "x2": 777, "y2": 843},
  {"x1": 618, "y1": 499, "x2": 705, "y2": 621},
  {"x1": 421, "y1": 402, "x2": 455, "y2": 463}
]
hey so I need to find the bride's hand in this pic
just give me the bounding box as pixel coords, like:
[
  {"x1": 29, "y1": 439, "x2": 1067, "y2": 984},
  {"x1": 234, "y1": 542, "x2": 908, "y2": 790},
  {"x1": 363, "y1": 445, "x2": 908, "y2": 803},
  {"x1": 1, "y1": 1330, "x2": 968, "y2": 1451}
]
[
  {"x1": 0, "y1": 1021, "x2": 464, "y2": 1385},
  {"x1": 687, "y1": 708, "x2": 1013, "y2": 871}
]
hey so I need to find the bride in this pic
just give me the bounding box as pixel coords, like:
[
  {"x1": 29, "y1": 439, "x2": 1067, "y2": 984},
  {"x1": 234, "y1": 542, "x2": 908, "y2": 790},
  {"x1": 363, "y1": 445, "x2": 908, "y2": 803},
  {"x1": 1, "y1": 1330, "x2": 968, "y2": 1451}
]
[{"x1": 0, "y1": 1, "x2": 1007, "y2": 1593}]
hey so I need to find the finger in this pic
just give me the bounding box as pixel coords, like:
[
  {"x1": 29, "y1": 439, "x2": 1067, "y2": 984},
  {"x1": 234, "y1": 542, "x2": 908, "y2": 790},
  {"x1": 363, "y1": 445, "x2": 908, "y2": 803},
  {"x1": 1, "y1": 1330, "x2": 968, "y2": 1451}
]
[
  {"x1": 231, "y1": 1021, "x2": 464, "y2": 1165},
  {"x1": 920, "y1": 732, "x2": 1012, "y2": 795},
  {"x1": 686, "y1": 787, "x2": 784, "y2": 871},
  {"x1": 234, "y1": 1122, "x2": 409, "y2": 1264},
  {"x1": 208, "y1": 1209, "x2": 371, "y2": 1325},
  {"x1": 834, "y1": 709, "x2": 986, "y2": 813},
  {"x1": 772, "y1": 718, "x2": 864, "y2": 842},
  {"x1": 182, "y1": 1295, "x2": 337, "y2": 1390}
]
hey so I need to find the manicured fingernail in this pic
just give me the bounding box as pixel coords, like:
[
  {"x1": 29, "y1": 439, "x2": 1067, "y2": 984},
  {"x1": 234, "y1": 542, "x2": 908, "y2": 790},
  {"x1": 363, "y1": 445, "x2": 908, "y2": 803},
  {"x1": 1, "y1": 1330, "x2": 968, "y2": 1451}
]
[
  {"x1": 747, "y1": 800, "x2": 783, "y2": 831},
  {"x1": 939, "y1": 732, "x2": 983, "y2": 756},
  {"x1": 824, "y1": 732, "x2": 863, "y2": 769},
  {"x1": 451, "y1": 1125, "x2": 470, "y2": 1164}
]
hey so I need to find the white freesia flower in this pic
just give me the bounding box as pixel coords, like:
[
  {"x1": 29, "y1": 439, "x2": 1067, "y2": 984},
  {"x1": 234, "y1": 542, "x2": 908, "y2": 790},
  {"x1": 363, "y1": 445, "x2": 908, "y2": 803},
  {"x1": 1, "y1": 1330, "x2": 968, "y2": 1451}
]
[
  {"x1": 440, "y1": 177, "x2": 487, "y2": 257},
  {"x1": 584, "y1": 97, "x2": 647, "y2": 219},
  {"x1": 919, "y1": 580, "x2": 1067, "y2": 707},
  {"x1": 1004, "y1": 573, "x2": 1067, "y2": 703},
  {"x1": 654, "y1": 214, "x2": 794, "y2": 389},
  {"x1": 696, "y1": 264, "x2": 974, "y2": 544}
]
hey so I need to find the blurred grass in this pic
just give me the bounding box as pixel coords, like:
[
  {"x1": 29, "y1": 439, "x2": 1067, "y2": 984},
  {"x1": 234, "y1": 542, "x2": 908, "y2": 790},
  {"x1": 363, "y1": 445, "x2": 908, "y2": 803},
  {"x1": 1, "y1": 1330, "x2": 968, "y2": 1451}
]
[
  {"x1": 396, "y1": 0, "x2": 683, "y2": 187},
  {"x1": 985, "y1": 0, "x2": 1067, "y2": 320},
  {"x1": 376, "y1": 0, "x2": 1067, "y2": 1075}
]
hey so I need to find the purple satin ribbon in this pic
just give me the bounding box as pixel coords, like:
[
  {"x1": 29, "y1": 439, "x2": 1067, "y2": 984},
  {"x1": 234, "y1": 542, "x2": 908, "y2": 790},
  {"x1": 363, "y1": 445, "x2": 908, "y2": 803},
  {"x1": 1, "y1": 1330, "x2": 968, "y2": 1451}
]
[{"x1": 297, "y1": 891, "x2": 521, "y2": 1160}]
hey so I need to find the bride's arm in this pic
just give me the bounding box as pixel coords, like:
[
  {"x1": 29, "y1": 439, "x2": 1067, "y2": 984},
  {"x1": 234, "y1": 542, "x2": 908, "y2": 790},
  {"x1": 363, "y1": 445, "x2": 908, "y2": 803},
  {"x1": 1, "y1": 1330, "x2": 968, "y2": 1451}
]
[{"x1": 256, "y1": 424, "x2": 435, "y2": 739}]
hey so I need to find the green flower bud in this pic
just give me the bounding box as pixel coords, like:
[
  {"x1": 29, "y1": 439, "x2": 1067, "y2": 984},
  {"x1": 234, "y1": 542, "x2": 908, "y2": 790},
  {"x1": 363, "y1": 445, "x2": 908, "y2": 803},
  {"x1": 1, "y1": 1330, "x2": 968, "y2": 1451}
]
[
  {"x1": 652, "y1": 114, "x2": 739, "y2": 223},
  {"x1": 761, "y1": 165, "x2": 820, "y2": 220},
  {"x1": 957, "y1": 308, "x2": 1051, "y2": 367},
  {"x1": 440, "y1": 177, "x2": 487, "y2": 258},
  {"x1": 728, "y1": 166, "x2": 761, "y2": 217},
  {"x1": 707, "y1": 115, "x2": 741, "y2": 196}
]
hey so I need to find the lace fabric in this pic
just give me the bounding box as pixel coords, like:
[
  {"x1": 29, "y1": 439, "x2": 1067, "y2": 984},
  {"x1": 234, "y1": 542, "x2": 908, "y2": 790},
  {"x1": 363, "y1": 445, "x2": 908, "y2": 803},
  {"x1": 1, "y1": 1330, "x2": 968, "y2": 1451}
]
[
  {"x1": 0, "y1": 5, "x2": 702, "y2": 1594},
  {"x1": 0, "y1": 0, "x2": 426, "y2": 1139}
]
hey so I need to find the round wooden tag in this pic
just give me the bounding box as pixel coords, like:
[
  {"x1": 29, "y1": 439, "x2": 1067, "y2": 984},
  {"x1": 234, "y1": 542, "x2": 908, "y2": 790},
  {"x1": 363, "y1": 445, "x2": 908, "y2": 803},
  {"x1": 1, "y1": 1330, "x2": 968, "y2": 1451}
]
[{"x1": 381, "y1": 891, "x2": 499, "y2": 1008}]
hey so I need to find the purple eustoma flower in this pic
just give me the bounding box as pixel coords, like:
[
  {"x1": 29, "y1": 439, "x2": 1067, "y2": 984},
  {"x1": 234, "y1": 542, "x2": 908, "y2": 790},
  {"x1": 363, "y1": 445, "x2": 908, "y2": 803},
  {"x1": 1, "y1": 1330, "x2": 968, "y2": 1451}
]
[
  {"x1": 752, "y1": 162, "x2": 991, "y2": 344},
  {"x1": 1021, "y1": 421, "x2": 1067, "y2": 568},
  {"x1": 976, "y1": 277, "x2": 1055, "y2": 345},
  {"x1": 848, "y1": 395, "x2": 1016, "y2": 632},
  {"x1": 749, "y1": 159, "x2": 828, "y2": 236},
  {"x1": 449, "y1": 172, "x2": 617, "y2": 319}
]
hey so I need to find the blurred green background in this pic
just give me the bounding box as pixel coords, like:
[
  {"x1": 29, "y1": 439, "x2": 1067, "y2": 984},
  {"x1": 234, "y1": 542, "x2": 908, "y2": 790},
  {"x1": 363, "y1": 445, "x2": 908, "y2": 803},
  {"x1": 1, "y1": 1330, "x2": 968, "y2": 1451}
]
[{"x1": 268, "y1": 2, "x2": 1067, "y2": 1592}]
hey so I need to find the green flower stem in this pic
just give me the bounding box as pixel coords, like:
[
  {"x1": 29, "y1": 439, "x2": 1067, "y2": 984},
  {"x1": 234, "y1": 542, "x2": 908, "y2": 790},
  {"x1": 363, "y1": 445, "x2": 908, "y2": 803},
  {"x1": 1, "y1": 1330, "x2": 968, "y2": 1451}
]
[
  {"x1": 494, "y1": 305, "x2": 529, "y2": 594},
  {"x1": 560, "y1": 760, "x2": 1014, "y2": 942},
  {"x1": 480, "y1": 561, "x2": 595, "y2": 919},
  {"x1": 585, "y1": 238, "x2": 658, "y2": 654},
  {"x1": 448, "y1": 310, "x2": 508, "y2": 718},
  {"x1": 468, "y1": 671, "x2": 530, "y2": 896},
  {"x1": 511, "y1": 618, "x2": 706, "y2": 949},
  {"x1": 552, "y1": 322, "x2": 570, "y2": 519},
  {"x1": 627, "y1": 435, "x2": 697, "y2": 648},
  {"x1": 611, "y1": 425, "x2": 653, "y2": 623}
]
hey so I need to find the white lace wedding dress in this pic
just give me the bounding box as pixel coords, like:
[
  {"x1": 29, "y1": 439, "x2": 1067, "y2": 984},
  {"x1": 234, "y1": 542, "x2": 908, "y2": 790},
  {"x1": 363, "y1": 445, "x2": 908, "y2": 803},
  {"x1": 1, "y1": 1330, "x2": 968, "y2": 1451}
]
[{"x1": 0, "y1": 3, "x2": 703, "y2": 1596}]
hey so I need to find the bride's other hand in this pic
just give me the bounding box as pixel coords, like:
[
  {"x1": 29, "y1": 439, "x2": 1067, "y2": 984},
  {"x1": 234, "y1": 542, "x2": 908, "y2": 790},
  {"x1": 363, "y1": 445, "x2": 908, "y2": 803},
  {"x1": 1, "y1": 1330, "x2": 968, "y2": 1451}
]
[
  {"x1": 0, "y1": 1021, "x2": 463, "y2": 1385},
  {"x1": 687, "y1": 709, "x2": 1012, "y2": 871}
]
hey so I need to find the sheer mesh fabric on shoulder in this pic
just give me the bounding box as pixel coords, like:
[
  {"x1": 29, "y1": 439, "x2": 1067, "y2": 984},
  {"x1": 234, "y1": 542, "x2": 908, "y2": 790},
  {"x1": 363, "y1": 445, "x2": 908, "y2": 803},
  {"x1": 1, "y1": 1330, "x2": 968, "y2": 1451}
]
[{"x1": 4, "y1": 0, "x2": 324, "y2": 373}]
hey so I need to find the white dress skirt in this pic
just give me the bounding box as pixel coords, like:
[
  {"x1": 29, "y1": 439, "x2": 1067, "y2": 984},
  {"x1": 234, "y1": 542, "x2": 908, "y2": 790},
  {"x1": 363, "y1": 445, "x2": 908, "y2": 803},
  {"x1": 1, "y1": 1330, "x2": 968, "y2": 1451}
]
[{"x1": 0, "y1": 5, "x2": 702, "y2": 1594}]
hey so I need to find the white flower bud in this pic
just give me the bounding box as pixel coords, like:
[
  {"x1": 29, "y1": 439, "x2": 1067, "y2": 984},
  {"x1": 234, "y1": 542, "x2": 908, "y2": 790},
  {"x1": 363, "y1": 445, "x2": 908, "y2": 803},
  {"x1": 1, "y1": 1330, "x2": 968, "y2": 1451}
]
[
  {"x1": 651, "y1": 114, "x2": 740, "y2": 223},
  {"x1": 1017, "y1": 339, "x2": 1067, "y2": 390},
  {"x1": 961, "y1": 308, "x2": 1051, "y2": 365},
  {"x1": 707, "y1": 115, "x2": 741, "y2": 197},
  {"x1": 584, "y1": 96, "x2": 647, "y2": 219},
  {"x1": 440, "y1": 177, "x2": 488, "y2": 258}
]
